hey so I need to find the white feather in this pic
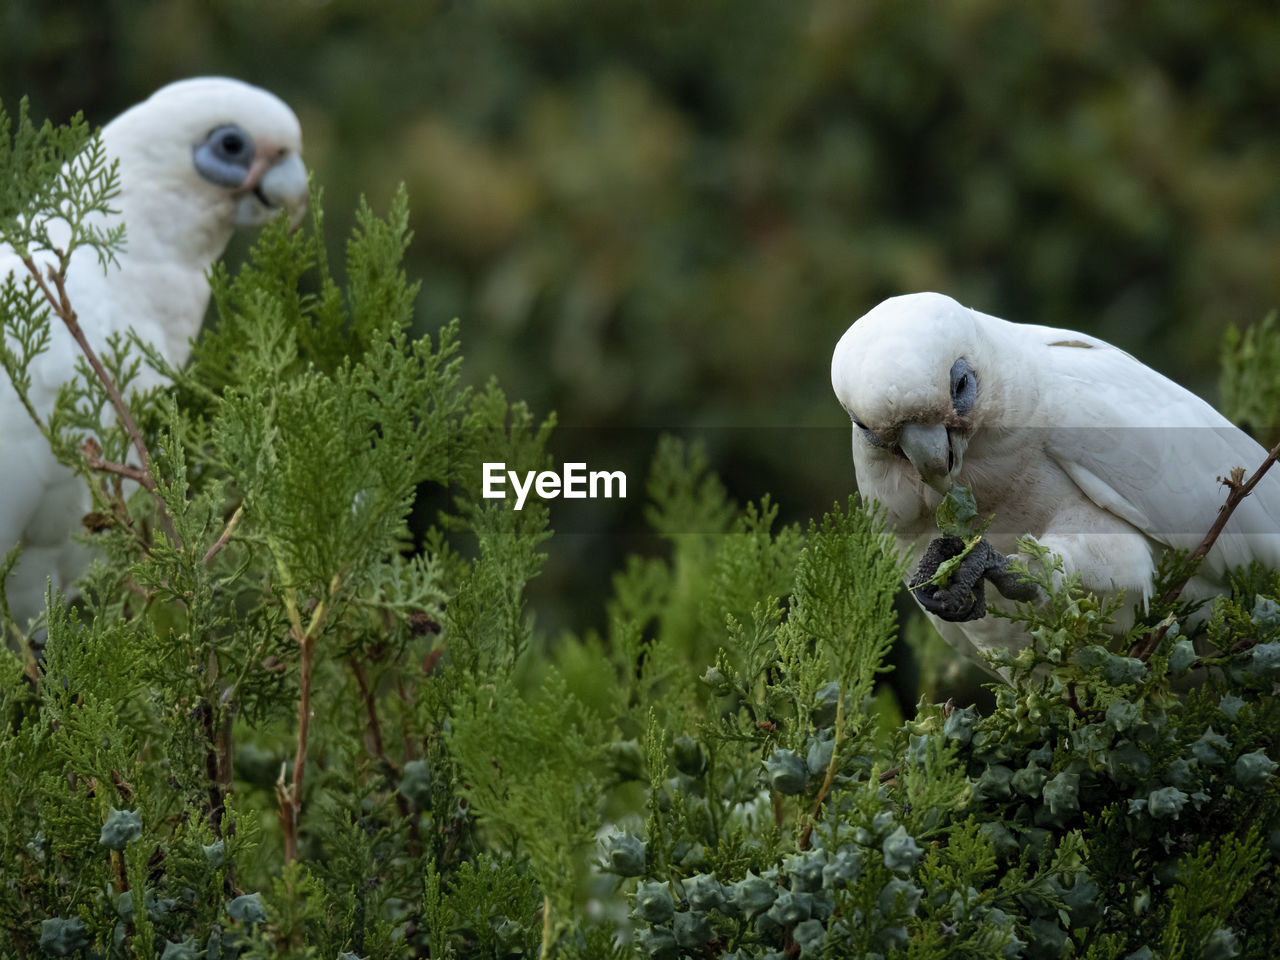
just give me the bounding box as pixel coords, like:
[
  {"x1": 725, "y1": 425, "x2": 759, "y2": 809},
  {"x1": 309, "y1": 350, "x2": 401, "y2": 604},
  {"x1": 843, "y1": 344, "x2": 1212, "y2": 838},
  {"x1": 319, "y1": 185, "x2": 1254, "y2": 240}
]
[
  {"x1": 1, "y1": 78, "x2": 307, "y2": 627},
  {"x1": 831, "y1": 292, "x2": 1280, "y2": 668}
]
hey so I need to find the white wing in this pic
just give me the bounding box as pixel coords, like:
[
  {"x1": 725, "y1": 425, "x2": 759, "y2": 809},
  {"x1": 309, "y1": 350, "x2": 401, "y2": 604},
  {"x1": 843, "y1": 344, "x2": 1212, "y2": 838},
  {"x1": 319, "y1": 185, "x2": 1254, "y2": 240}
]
[
  {"x1": 1, "y1": 78, "x2": 308, "y2": 627},
  {"x1": 1002, "y1": 320, "x2": 1280, "y2": 586}
]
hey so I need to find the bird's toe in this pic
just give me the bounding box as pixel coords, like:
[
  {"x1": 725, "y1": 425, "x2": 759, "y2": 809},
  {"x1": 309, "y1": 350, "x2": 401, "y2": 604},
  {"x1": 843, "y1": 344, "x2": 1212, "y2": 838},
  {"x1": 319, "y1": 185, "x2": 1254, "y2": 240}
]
[
  {"x1": 976, "y1": 543, "x2": 1043, "y2": 603},
  {"x1": 909, "y1": 536, "x2": 990, "y2": 622},
  {"x1": 915, "y1": 581, "x2": 987, "y2": 621}
]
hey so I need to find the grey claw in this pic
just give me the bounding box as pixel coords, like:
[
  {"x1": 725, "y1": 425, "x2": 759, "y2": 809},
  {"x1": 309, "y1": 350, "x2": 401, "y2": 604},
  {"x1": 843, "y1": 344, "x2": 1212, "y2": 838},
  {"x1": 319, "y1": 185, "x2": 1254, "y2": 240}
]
[
  {"x1": 909, "y1": 536, "x2": 988, "y2": 622},
  {"x1": 982, "y1": 552, "x2": 1042, "y2": 603},
  {"x1": 909, "y1": 537, "x2": 1040, "y2": 622}
]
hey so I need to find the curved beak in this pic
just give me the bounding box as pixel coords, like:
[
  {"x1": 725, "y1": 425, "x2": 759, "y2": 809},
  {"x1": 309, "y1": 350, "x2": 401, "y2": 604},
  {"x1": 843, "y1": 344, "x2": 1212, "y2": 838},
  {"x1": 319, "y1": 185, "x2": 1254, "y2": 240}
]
[
  {"x1": 899, "y1": 422, "x2": 959, "y2": 493},
  {"x1": 234, "y1": 152, "x2": 309, "y2": 228}
]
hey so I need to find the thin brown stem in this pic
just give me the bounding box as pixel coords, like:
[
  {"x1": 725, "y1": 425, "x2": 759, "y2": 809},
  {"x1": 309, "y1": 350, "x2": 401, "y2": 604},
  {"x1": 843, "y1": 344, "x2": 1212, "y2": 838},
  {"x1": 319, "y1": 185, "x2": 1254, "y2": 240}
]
[
  {"x1": 351, "y1": 657, "x2": 411, "y2": 821},
  {"x1": 277, "y1": 572, "x2": 340, "y2": 862},
  {"x1": 350, "y1": 657, "x2": 388, "y2": 762},
  {"x1": 396, "y1": 674, "x2": 415, "y2": 761},
  {"x1": 203, "y1": 506, "x2": 244, "y2": 564},
  {"x1": 1132, "y1": 438, "x2": 1280, "y2": 660},
  {"x1": 109, "y1": 837, "x2": 130, "y2": 948},
  {"x1": 23, "y1": 255, "x2": 182, "y2": 548},
  {"x1": 799, "y1": 691, "x2": 845, "y2": 851},
  {"x1": 199, "y1": 697, "x2": 228, "y2": 839},
  {"x1": 81, "y1": 443, "x2": 150, "y2": 485},
  {"x1": 1163, "y1": 440, "x2": 1280, "y2": 607},
  {"x1": 111, "y1": 846, "x2": 134, "y2": 946},
  {"x1": 274, "y1": 764, "x2": 294, "y2": 862},
  {"x1": 770, "y1": 789, "x2": 784, "y2": 831},
  {"x1": 283, "y1": 631, "x2": 316, "y2": 862},
  {"x1": 1064, "y1": 682, "x2": 1085, "y2": 719},
  {"x1": 25, "y1": 258, "x2": 154, "y2": 486},
  {"x1": 1135, "y1": 620, "x2": 1187, "y2": 665}
]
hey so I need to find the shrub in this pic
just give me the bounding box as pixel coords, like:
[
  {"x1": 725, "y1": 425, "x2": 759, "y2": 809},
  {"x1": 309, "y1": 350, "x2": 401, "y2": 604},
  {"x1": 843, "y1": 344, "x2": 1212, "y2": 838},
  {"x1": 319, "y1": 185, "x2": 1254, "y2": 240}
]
[{"x1": 1, "y1": 97, "x2": 1278, "y2": 960}]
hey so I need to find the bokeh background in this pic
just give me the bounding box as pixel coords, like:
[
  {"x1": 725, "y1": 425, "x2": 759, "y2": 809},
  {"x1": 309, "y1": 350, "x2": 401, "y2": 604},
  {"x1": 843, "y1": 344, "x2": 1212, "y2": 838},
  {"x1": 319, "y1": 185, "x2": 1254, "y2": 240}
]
[{"x1": 4, "y1": 0, "x2": 1279, "y2": 691}]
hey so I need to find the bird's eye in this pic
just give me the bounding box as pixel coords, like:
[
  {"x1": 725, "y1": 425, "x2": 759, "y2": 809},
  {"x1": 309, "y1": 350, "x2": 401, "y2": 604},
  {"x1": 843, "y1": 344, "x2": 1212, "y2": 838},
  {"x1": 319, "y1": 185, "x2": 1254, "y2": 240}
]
[
  {"x1": 849, "y1": 411, "x2": 885, "y2": 448},
  {"x1": 950, "y1": 357, "x2": 977, "y2": 415},
  {"x1": 193, "y1": 124, "x2": 255, "y2": 187}
]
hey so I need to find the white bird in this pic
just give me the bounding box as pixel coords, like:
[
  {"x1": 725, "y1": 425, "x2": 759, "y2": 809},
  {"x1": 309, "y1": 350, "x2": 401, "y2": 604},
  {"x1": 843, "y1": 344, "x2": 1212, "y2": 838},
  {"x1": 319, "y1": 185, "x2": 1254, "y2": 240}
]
[
  {"x1": 1, "y1": 77, "x2": 308, "y2": 628},
  {"x1": 831, "y1": 292, "x2": 1280, "y2": 669}
]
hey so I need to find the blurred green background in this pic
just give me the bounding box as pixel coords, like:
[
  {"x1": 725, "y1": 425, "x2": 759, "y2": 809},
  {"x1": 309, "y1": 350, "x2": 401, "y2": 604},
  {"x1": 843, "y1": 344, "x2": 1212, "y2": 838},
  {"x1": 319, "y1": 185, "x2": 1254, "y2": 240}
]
[{"x1": 4, "y1": 0, "x2": 1279, "y2": 677}]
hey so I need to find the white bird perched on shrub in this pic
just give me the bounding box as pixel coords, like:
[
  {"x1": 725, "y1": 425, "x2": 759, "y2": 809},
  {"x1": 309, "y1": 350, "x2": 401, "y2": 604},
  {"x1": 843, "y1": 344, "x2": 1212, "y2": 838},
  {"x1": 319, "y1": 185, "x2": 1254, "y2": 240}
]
[
  {"x1": 0, "y1": 77, "x2": 308, "y2": 627},
  {"x1": 831, "y1": 291, "x2": 1280, "y2": 668}
]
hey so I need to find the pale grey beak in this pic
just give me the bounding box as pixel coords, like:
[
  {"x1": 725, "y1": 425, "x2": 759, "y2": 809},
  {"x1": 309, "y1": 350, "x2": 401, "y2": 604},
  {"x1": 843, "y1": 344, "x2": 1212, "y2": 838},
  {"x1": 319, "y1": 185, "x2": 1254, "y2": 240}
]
[
  {"x1": 899, "y1": 422, "x2": 957, "y2": 493},
  {"x1": 234, "y1": 153, "x2": 309, "y2": 228}
]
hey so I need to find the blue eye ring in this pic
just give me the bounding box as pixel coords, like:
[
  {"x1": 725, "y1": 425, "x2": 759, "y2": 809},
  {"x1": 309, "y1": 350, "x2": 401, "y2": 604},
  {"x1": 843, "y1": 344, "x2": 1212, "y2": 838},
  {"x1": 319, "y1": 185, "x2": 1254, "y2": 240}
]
[
  {"x1": 194, "y1": 124, "x2": 255, "y2": 188},
  {"x1": 950, "y1": 357, "x2": 977, "y2": 415}
]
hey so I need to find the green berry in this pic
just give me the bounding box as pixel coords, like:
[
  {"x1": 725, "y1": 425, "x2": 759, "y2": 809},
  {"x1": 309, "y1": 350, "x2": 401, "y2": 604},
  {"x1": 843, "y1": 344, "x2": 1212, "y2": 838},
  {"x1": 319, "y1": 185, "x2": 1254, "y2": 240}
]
[
  {"x1": 1146, "y1": 786, "x2": 1188, "y2": 819},
  {"x1": 684, "y1": 873, "x2": 727, "y2": 913},
  {"x1": 1203, "y1": 927, "x2": 1241, "y2": 960},
  {"x1": 1168, "y1": 638, "x2": 1197, "y2": 675},
  {"x1": 606, "y1": 739, "x2": 646, "y2": 780},
  {"x1": 1217, "y1": 694, "x2": 1246, "y2": 721},
  {"x1": 976, "y1": 764, "x2": 1013, "y2": 801},
  {"x1": 806, "y1": 736, "x2": 835, "y2": 776},
  {"x1": 99, "y1": 808, "x2": 142, "y2": 850},
  {"x1": 398, "y1": 759, "x2": 432, "y2": 809},
  {"x1": 822, "y1": 848, "x2": 862, "y2": 889},
  {"x1": 638, "y1": 925, "x2": 677, "y2": 960},
  {"x1": 1042, "y1": 772, "x2": 1080, "y2": 819},
  {"x1": 672, "y1": 735, "x2": 707, "y2": 777},
  {"x1": 1249, "y1": 642, "x2": 1280, "y2": 673},
  {"x1": 603, "y1": 832, "x2": 646, "y2": 876},
  {"x1": 159, "y1": 938, "x2": 201, "y2": 960},
  {"x1": 1191, "y1": 728, "x2": 1231, "y2": 766},
  {"x1": 877, "y1": 878, "x2": 922, "y2": 917},
  {"x1": 633, "y1": 881, "x2": 674, "y2": 924},
  {"x1": 729, "y1": 871, "x2": 777, "y2": 917},
  {"x1": 673, "y1": 910, "x2": 712, "y2": 949},
  {"x1": 882, "y1": 825, "x2": 923, "y2": 875},
  {"x1": 1234, "y1": 750, "x2": 1277, "y2": 788},
  {"x1": 1011, "y1": 761, "x2": 1048, "y2": 797},
  {"x1": 766, "y1": 890, "x2": 813, "y2": 926},
  {"x1": 793, "y1": 918, "x2": 825, "y2": 956},
  {"x1": 784, "y1": 850, "x2": 825, "y2": 892},
  {"x1": 203, "y1": 839, "x2": 226, "y2": 867},
  {"x1": 40, "y1": 918, "x2": 89, "y2": 956},
  {"x1": 226, "y1": 892, "x2": 267, "y2": 924},
  {"x1": 811, "y1": 681, "x2": 841, "y2": 728},
  {"x1": 764, "y1": 749, "x2": 809, "y2": 795},
  {"x1": 943, "y1": 706, "x2": 977, "y2": 744}
]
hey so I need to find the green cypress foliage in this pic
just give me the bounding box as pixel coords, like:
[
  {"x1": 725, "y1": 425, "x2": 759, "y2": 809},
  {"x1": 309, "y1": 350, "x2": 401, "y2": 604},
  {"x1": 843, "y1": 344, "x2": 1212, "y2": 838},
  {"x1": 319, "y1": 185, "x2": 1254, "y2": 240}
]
[{"x1": 1, "y1": 97, "x2": 1278, "y2": 960}]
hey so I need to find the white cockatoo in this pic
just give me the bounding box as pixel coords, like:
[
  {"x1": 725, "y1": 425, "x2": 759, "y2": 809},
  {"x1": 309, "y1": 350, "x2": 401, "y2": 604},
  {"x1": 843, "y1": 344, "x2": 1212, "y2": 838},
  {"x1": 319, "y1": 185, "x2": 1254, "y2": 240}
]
[
  {"x1": 0, "y1": 77, "x2": 308, "y2": 627},
  {"x1": 831, "y1": 292, "x2": 1280, "y2": 668}
]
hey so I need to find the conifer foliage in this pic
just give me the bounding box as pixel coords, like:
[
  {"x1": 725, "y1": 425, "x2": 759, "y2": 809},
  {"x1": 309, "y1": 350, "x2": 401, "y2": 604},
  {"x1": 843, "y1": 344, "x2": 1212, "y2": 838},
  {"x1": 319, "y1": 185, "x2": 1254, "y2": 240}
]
[{"x1": 1, "y1": 99, "x2": 1279, "y2": 960}]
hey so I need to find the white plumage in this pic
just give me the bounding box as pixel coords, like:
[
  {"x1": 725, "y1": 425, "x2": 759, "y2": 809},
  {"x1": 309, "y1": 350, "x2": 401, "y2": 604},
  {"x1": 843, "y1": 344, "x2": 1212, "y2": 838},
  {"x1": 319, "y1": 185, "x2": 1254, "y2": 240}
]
[
  {"x1": 1, "y1": 78, "x2": 307, "y2": 627},
  {"x1": 831, "y1": 292, "x2": 1280, "y2": 667}
]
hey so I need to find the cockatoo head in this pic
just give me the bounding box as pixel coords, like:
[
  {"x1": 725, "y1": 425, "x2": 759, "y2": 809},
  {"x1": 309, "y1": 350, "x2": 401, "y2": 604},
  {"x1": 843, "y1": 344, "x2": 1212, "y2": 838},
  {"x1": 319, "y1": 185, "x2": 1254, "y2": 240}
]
[
  {"x1": 102, "y1": 77, "x2": 308, "y2": 262},
  {"x1": 831, "y1": 292, "x2": 992, "y2": 494}
]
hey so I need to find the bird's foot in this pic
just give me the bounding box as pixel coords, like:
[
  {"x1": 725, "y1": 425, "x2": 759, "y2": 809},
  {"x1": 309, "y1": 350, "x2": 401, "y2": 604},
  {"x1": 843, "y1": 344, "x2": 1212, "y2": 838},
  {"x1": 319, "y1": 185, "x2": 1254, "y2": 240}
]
[
  {"x1": 909, "y1": 537, "x2": 1042, "y2": 622},
  {"x1": 909, "y1": 536, "x2": 988, "y2": 622},
  {"x1": 983, "y1": 552, "x2": 1043, "y2": 603}
]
